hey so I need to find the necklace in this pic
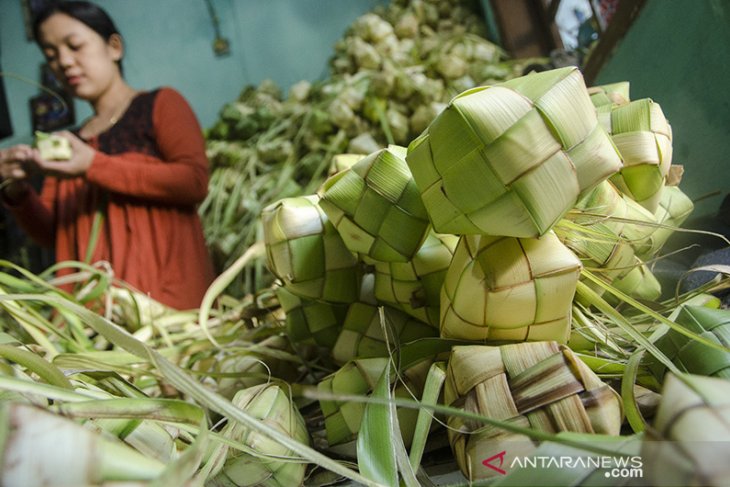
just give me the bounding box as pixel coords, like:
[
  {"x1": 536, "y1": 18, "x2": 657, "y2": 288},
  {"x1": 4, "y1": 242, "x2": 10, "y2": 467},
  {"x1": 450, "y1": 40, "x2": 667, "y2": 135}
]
[
  {"x1": 81, "y1": 90, "x2": 138, "y2": 138},
  {"x1": 108, "y1": 108, "x2": 124, "y2": 126},
  {"x1": 105, "y1": 90, "x2": 137, "y2": 127}
]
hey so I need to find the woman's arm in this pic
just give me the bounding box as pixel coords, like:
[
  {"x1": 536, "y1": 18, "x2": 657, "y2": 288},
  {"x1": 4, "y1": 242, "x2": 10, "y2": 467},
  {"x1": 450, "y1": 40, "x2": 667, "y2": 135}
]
[
  {"x1": 4, "y1": 179, "x2": 57, "y2": 248},
  {"x1": 85, "y1": 88, "x2": 210, "y2": 206},
  {"x1": 0, "y1": 145, "x2": 56, "y2": 247}
]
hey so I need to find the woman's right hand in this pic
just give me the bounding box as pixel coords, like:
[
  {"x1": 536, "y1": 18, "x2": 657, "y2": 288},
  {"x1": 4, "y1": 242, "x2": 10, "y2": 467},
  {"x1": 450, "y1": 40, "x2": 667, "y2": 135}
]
[{"x1": 0, "y1": 145, "x2": 38, "y2": 201}]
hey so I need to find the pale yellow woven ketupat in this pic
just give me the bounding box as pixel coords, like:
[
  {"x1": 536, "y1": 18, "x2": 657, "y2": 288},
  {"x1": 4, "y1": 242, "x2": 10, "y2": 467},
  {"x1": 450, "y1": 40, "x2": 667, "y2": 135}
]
[
  {"x1": 406, "y1": 66, "x2": 622, "y2": 238},
  {"x1": 262, "y1": 195, "x2": 361, "y2": 303},
  {"x1": 445, "y1": 343, "x2": 623, "y2": 480},
  {"x1": 319, "y1": 145, "x2": 431, "y2": 263},
  {"x1": 440, "y1": 231, "x2": 582, "y2": 343},
  {"x1": 373, "y1": 231, "x2": 458, "y2": 328},
  {"x1": 607, "y1": 98, "x2": 673, "y2": 213},
  {"x1": 641, "y1": 373, "x2": 730, "y2": 487}
]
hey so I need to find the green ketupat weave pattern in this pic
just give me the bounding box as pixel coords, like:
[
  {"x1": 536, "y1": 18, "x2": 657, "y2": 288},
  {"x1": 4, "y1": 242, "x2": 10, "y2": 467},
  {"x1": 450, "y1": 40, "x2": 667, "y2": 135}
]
[{"x1": 406, "y1": 66, "x2": 622, "y2": 238}]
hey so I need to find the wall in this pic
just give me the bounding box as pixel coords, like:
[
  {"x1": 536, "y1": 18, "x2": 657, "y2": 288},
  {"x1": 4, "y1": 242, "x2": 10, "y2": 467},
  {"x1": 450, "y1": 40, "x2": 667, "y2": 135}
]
[
  {"x1": 0, "y1": 0, "x2": 383, "y2": 147},
  {"x1": 595, "y1": 0, "x2": 730, "y2": 218}
]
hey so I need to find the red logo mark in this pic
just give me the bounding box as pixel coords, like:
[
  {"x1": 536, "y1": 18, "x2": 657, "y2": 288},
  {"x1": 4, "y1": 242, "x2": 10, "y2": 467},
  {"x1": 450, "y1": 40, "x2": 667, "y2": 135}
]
[{"x1": 482, "y1": 450, "x2": 507, "y2": 475}]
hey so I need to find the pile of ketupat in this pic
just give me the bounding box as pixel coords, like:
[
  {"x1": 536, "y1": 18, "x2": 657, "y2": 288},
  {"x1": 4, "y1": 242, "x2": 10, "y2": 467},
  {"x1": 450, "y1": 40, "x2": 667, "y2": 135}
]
[
  {"x1": 201, "y1": 0, "x2": 546, "y2": 296},
  {"x1": 262, "y1": 65, "x2": 730, "y2": 484},
  {"x1": 2, "y1": 4, "x2": 730, "y2": 487},
  {"x1": 0, "y1": 66, "x2": 728, "y2": 486}
]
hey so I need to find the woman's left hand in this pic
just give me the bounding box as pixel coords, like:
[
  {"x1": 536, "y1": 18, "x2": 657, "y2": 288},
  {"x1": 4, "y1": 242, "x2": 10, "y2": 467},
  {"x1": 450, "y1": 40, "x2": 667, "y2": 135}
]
[{"x1": 35, "y1": 131, "x2": 96, "y2": 177}]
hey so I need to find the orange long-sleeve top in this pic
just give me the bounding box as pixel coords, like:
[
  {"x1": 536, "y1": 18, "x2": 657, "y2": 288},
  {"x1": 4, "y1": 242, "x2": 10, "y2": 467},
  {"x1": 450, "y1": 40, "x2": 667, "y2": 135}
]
[{"x1": 8, "y1": 87, "x2": 215, "y2": 310}]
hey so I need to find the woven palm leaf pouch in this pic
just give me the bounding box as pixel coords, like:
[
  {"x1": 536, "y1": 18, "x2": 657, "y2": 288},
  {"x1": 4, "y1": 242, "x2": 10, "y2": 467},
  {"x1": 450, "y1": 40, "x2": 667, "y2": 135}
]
[{"x1": 406, "y1": 66, "x2": 622, "y2": 238}]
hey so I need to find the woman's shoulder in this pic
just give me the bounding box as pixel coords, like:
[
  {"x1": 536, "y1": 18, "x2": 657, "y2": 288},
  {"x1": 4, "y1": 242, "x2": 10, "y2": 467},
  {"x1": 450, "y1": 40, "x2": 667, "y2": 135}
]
[
  {"x1": 148, "y1": 87, "x2": 203, "y2": 133},
  {"x1": 151, "y1": 86, "x2": 191, "y2": 106},
  {"x1": 147, "y1": 87, "x2": 196, "y2": 120}
]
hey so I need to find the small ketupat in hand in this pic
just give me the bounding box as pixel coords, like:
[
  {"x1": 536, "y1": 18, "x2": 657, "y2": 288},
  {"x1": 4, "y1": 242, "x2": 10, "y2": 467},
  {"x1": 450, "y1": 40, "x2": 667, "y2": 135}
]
[{"x1": 35, "y1": 131, "x2": 72, "y2": 160}]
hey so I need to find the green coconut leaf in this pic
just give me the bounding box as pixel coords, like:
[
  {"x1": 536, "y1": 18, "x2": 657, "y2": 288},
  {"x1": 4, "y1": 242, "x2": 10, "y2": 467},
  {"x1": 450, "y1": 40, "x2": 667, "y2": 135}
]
[
  {"x1": 409, "y1": 361, "x2": 446, "y2": 471},
  {"x1": 621, "y1": 351, "x2": 647, "y2": 434},
  {"x1": 0, "y1": 344, "x2": 72, "y2": 389},
  {"x1": 149, "y1": 420, "x2": 208, "y2": 487},
  {"x1": 0, "y1": 293, "x2": 381, "y2": 487},
  {"x1": 357, "y1": 359, "x2": 398, "y2": 486}
]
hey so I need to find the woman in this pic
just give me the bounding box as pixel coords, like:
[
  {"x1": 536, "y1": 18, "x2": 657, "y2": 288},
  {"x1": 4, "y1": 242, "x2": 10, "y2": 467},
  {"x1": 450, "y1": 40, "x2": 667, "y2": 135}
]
[{"x1": 0, "y1": 1, "x2": 215, "y2": 310}]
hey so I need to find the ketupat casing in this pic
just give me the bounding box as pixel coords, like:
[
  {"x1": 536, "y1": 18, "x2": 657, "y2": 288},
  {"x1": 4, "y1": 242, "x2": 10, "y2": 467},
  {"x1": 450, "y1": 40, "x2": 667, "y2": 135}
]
[
  {"x1": 319, "y1": 145, "x2": 431, "y2": 263},
  {"x1": 440, "y1": 231, "x2": 582, "y2": 343},
  {"x1": 373, "y1": 231, "x2": 458, "y2": 328},
  {"x1": 317, "y1": 356, "x2": 424, "y2": 454},
  {"x1": 275, "y1": 285, "x2": 349, "y2": 349},
  {"x1": 646, "y1": 305, "x2": 730, "y2": 381},
  {"x1": 405, "y1": 66, "x2": 622, "y2": 238},
  {"x1": 641, "y1": 373, "x2": 730, "y2": 487},
  {"x1": 211, "y1": 383, "x2": 310, "y2": 487},
  {"x1": 607, "y1": 98, "x2": 673, "y2": 213},
  {"x1": 262, "y1": 195, "x2": 361, "y2": 303},
  {"x1": 35, "y1": 131, "x2": 72, "y2": 161},
  {"x1": 444, "y1": 342, "x2": 623, "y2": 480}
]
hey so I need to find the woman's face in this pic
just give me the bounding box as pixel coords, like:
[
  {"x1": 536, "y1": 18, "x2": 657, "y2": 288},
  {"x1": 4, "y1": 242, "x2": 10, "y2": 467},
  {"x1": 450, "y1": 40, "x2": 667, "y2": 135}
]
[{"x1": 37, "y1": 13, "x2": 122, "y2": 101}]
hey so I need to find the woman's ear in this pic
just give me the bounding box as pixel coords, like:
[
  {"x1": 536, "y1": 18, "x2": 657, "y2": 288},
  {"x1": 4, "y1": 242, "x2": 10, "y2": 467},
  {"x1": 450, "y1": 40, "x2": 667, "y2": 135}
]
[{"x1": 108, "y1": 33, "x2": 124, "y2": 62}]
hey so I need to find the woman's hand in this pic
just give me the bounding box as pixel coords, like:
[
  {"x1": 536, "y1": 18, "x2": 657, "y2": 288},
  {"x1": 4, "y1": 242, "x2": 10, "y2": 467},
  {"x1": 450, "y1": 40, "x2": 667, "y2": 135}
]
[
  {"x1": 34, "y1": 131, "x2": 96, "y2": 177},
  {"x1": 0, "y1": 145, "x2": 35, "y2": 181},
  {"x1": 0, "y1": 145, "x2": 36, "y2": 201}
]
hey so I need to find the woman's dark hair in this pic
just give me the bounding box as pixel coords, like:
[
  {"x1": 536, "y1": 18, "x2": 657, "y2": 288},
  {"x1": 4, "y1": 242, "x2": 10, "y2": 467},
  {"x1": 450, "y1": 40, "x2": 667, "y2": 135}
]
[{"x1": 33, "y1": 1, "x2": 124, "y2": 72}]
